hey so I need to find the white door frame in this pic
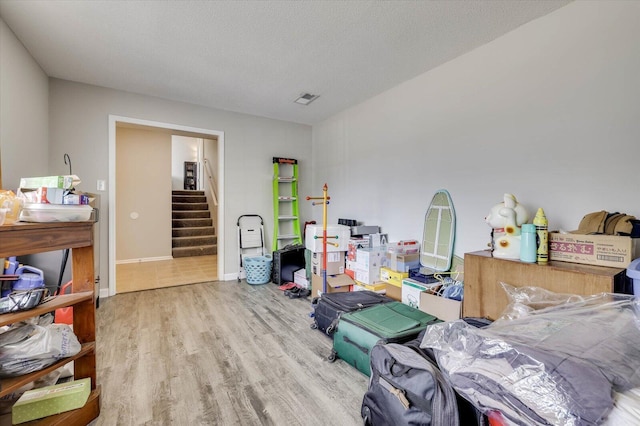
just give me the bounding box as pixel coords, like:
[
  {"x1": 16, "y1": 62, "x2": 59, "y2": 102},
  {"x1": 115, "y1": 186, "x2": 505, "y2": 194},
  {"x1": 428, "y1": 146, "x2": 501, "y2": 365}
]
[{"x1": 108, "y1": 115, "x2": 225, "y2": 296}]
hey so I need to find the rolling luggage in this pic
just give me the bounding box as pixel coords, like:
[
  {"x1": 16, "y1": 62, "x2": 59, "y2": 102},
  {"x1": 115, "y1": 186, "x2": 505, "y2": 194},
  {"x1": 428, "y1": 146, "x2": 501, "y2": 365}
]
[
  {"x1": 311, "y1": 290, "x2": 393, "y2": 336},
  {"x1": 329, "y1": 302, "x2": 439, "y2": 376}
]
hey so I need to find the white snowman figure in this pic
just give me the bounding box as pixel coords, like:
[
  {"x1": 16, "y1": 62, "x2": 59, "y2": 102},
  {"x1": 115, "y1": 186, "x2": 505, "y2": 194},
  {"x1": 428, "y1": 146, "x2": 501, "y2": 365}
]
[{"x1": 485, "y1": 193, "x2": 530, "y2": 259}]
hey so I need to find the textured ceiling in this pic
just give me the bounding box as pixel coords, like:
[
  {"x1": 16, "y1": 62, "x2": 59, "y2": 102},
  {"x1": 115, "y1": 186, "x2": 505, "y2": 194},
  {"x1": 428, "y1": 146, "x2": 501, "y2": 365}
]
[{"x1": 0, "y1": 1, "x2": 571, "y2": 125}]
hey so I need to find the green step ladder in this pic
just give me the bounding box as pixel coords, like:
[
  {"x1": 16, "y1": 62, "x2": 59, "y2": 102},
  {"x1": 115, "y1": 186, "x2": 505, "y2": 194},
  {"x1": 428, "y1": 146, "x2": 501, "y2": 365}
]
[{"x1": 273, "y1": 157, "x2": 302, "y2": 251}]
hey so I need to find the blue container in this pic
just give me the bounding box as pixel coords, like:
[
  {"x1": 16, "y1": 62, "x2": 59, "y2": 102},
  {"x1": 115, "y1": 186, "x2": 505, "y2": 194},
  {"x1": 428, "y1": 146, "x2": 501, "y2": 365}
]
[
  {"x1": 520, "y1": 224, "x2": 538, "y2": 263},
  {"x1": 627, "y1": 258, "x2": 640, "y2": 296},
  {"x1": 244, "y1": 256, "x2": 273, "y2": 285}
]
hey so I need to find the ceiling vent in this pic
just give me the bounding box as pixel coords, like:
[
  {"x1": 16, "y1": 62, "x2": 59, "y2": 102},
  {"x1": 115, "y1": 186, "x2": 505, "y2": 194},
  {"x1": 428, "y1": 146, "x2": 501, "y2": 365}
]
[{"x1": 294, "y1": 93, "x2": 319, "y2": 105}]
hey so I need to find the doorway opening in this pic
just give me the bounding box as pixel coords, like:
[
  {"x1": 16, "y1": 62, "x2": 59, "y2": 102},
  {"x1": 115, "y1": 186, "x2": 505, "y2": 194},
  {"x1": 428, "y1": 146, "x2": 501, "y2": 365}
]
[{"x1": 108, "y1": 115, "x2": 224, "y2": 297}]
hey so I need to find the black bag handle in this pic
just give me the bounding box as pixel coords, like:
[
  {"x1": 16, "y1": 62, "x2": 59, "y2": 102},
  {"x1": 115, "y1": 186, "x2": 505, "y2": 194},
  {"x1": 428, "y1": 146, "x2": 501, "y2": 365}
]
[{"x1": 343, "y1": 335, "x2": 369, "y2": 355}]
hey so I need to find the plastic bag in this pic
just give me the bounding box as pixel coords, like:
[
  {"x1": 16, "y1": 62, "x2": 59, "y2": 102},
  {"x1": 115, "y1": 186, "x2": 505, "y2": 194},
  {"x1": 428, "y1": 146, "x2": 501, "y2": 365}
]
[
  {"x1": 0, "y1": 323, "x2": 81, "y2": 377},
  {"x1": 421, "y1": 286, "x2": 640, "y2": 425}
]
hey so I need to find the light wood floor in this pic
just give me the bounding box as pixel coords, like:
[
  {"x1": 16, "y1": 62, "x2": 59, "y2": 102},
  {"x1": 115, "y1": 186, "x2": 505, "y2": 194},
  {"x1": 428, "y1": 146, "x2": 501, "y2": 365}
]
[
  {"x1": 116, "y1": 255, "x2": 217, "y2": 293},
  {"x1": 91, "y1": 280, "x2": 369, "y2": 425}
]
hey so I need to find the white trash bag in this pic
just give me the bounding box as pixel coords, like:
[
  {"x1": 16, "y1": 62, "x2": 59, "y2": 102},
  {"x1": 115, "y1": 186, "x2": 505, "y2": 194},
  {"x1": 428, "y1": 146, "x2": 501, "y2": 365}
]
[{"x1": 0, "y1": 323, "x2": 81, "y2": 377}]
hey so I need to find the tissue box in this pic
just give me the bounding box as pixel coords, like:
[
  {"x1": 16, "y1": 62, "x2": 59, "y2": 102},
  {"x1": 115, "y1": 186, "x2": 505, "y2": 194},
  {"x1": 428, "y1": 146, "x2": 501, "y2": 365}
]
[{"x1": 12, "y1": 378, "x2": 91, "y2": 424}]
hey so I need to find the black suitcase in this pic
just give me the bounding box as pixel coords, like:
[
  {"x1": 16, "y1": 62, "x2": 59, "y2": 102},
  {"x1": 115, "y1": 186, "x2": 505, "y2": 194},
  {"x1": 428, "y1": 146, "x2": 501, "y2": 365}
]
[{"x1": 311, "y1": 290, "x2": 393, "y2": 336}]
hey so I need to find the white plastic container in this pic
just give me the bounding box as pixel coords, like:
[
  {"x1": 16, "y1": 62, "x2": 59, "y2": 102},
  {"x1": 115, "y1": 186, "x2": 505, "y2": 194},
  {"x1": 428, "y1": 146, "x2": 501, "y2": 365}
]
[
  {"x1": 627, "y1": 258, "x2": 640, "y2": 296},
  {"x1": 305, "y1": 224, "x2": 351, "y2": 252},
  {"x1": 19, "y1": 204, "x2": 93, "y2": 223}
]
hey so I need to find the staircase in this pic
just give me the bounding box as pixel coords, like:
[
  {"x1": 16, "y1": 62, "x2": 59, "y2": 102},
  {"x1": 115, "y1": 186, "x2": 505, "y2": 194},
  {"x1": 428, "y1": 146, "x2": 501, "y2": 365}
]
[{"x1": 172, "y1": 190, "x2": 217, "y2": 258}]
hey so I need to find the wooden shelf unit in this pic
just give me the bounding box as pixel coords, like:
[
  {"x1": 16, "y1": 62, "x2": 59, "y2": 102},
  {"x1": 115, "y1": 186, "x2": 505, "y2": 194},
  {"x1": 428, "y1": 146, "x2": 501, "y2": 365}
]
[
  {"x1": 463, "y1": 250, "x2": 627, "y2": 320},
  {"x1": 0, "y1": 221, "x2": 100, "y2": 425}
]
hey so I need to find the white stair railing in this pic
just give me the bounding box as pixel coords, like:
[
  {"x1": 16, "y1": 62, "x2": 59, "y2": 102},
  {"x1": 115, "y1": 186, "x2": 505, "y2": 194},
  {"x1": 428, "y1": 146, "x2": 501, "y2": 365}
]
[{"x1": 203, "y1": 158, "x2": 218, "y2": 206}]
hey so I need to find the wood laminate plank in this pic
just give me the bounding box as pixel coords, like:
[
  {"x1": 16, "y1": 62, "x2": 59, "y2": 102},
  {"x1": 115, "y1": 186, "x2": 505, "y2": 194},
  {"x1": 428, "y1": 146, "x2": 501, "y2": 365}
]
[{"x1": 92, "y1": 281, "x2": 367, "y2": 425}]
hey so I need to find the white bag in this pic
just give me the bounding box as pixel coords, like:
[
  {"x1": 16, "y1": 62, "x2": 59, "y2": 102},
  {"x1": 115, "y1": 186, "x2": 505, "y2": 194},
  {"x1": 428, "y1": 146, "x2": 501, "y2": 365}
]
[{"x1": 0, "y1": 323, "x2": 81, "y2": 377}]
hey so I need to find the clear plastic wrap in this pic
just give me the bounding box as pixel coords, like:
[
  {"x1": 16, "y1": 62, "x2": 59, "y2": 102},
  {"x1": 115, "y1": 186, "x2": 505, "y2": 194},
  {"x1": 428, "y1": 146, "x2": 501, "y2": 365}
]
[{"x1": 421, "y1": 284, "x2": 640, "y2": 425}]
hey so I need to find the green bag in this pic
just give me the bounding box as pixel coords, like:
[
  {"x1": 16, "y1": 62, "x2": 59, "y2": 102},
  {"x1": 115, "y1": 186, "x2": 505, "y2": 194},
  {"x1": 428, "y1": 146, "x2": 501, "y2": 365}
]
[{"x1": 329, "y1": 302, "x2": 439, "y2": 376}]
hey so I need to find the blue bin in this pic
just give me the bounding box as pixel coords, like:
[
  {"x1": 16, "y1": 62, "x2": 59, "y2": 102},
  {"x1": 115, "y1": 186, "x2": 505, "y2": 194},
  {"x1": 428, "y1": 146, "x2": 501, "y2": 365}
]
[
  {"x1": 626, "y1": 258, "x2": 640, "y2": 295},
  {"x1": 244, "y1": 256, "x2": 273, "y2": 285}
]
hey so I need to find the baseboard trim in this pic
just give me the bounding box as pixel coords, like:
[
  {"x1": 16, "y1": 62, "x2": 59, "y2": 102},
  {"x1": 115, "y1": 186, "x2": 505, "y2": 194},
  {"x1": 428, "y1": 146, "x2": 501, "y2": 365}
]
[
  {"x1": 116, "y1": 256, "x2": 174, "y2": 264},
  {"x1": 99, "y1": 288, "x2": 110, "y2": 300},
  {"x1": 224, "y1": 272, "x2": 244, "y2": 281}
]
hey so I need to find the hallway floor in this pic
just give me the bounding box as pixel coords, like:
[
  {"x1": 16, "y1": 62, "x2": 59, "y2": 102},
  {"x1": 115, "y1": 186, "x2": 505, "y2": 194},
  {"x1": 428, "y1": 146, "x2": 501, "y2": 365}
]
[{"x1": 115, "y1": 255, "x2": 217, "y2": 293}]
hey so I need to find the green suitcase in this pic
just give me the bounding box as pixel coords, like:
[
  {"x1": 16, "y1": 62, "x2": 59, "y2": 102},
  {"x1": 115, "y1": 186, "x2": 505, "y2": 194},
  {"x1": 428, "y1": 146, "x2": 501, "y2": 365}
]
[{"x1": 329, "y1": 301, "x2": 440, "y2": 376}]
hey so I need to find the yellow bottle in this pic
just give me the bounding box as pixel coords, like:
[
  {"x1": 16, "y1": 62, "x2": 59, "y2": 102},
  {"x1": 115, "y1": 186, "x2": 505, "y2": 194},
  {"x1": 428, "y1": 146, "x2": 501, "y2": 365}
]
[{"x1": 534, "y1": 208, "x2": 548, "y2": 264}]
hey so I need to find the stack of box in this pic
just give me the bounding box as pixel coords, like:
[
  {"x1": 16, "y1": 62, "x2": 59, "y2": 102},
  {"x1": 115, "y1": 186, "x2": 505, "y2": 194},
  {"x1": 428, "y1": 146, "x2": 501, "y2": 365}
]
[
  {"x1": 346, "y1": 237, "x2": 368, "y2": 278},
  {"x1": 18, "y1": 175, "x2": 87, "y2": 205},
  {"x1": 17, "y1": 175, "x2": 94, "y2": 222},
  {"x1": 354, "y1": 246, "x2": 387, "y2": 290},
  {"x1": 377, "y1": 240, "x2": 420, "y2": 301},
  {"x1": 305, "y1": 224, "x2": 353, "y2": 297}
]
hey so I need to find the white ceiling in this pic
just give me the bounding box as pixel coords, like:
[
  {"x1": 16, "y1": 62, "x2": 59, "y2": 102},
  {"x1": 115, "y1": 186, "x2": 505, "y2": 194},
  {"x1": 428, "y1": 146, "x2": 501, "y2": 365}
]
[{"x1": 0, "y1": 0, "x2": 571, "y2": 125}]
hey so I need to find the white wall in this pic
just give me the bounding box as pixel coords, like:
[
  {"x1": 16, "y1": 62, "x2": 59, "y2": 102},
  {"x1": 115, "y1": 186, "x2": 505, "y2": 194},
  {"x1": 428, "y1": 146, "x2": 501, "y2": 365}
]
[
  {"x1": 48, "y1": 79, "x2": 312, "y2": 285},
  {"x1": 312, "y1": 1, "x2": 640, "y2": 259},
  {"x1": 0, "y1": 18, "x2": 48, "y2": 189}
]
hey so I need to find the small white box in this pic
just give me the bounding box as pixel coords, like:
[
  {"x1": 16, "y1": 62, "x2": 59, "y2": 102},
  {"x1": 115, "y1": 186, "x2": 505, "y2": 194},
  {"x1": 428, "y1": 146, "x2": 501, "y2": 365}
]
[
  {"x1": 293, "y1": 268, "x2": 309, "y2": 289},
  {"x1": 402, "y1": 278, "x2": 434, "y2": 309},
  {"x1": 305, "y1": 224, "x2": 351, "y2": 252},
  {"x1": 355, "y1": 247, "x2": 386, "y2": 270},
  {"x1": 355, "y1": 265, "x2": 383, "y2": 285}
]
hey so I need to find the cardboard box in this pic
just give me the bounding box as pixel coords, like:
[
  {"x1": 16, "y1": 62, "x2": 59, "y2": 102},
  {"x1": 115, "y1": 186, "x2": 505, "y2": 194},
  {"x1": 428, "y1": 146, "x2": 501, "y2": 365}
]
[
  {"x1": 386, "y1": 253, "x2": 420, "y2": 272},
  {"x1": 18, "y1": 188, "x2": 89, "y2": 205},
  {"x1": 384, "y1": 283, "x2": 401, "y2": 301},
  {"x1": 401, "y1": 278, "x2": 433, "y2": 309},
  {"x1": 380, "y1": 267, "x2": 409, "y2": 286},
  {"x1": 12, "y1": 378, "x2": 90, "y2": 424},
  {"x1": 19, "y1": 175, "x2": 80, "y2": 190},
  {"x1": 355, "y1": 265, "x2": 382, "y2": 285},
  {"x1": 351, "y1": 225, "x2": 380, "y2": 236},
  {"x1": 311, "y1": 251, "x2": 345, "y2": 276},
  {"x1": 305, "y1": 224, "x2": 351, "y2": 252},
  {"x1": 388, "y1": 240, "x2": 420, "y2": 254},
  {"x1": 347, "y1": 238, "x2": 369, "y2": 261},
  {"x1": 353, "y1": 282, "x2": 387, "y2": 293},
  {"x1": 367, "y1": 233, "x2": 388, "y2": 248},
  {"x1": 356, "y1": 247, "x2": 387, "y2": 270},
  {"x1": 419, "y1": 292, "x2": 462, "y2": 322},
  {"x1": 311, "y1": 273, "x2": 353, "y2": 298},
  {"x1": 549, "y1": 232, "x2": 640, "y2": 268},
  {"x1": 294, "y1": 268, "x2": 309, "y2": 289}
]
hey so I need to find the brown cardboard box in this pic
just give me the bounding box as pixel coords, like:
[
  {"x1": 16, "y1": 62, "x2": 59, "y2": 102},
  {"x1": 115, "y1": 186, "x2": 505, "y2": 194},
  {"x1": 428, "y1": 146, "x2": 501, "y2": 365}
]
[
  {"x1": 549, "y1": 232, "x2": 640, "y2": 268},
  {"x1": 419, "y1": 292, "x2": 461, "y2": 321},
  {"x1": 384, "y1": 283, "x2": 401, "y2": 301},
  {"x1": 311, "y1": 251, "x2": 345, "y2": 276},
  {"x1": 311, "y1": 273, "x2": 353, "y2": 298}
]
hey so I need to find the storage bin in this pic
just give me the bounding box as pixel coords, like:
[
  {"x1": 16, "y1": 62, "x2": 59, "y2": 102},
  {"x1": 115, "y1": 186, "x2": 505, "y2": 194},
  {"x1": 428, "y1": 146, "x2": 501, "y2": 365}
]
[
  {"x1": 244, "y1": 256, "x2": 272, "y2": 285},
  {"x1": 19, "y1": 204, "x2": 93, "y2": 223},
  {"x1": 627, "y1": 258, "x2": 640, "y2": 295}
]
